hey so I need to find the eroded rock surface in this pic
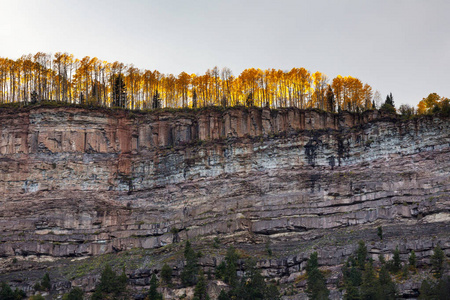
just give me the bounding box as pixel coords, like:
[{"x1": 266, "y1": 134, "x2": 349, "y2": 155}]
[{"x1": 0, "y1": 106, "x2": 449, "y2": 297}]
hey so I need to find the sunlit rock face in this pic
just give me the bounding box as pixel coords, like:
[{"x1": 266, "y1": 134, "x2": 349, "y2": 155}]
[{"x1": 0, "y1": 106, "x2": 448, "y2": 259}]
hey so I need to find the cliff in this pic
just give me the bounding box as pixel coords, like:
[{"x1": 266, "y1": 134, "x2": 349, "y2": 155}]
[{"x1": 0, "y1": 106, "x2": 449, "y2": 298}]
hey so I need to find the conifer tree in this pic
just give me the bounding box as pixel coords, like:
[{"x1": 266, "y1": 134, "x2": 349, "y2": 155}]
[
  {"x1": 147, "y1": 274, "x2": 163, "y2": 300},
  {"x1": 306, "y1": 252, "x2": 329, "y2": 300},
  {"x1": 409, "y1": 250, "x2": 417, "y2": 270},
  {"x1": 378, "y1": 265, "x2": 396, "y2": 299},
  {"x1": 161, "y1": 263, "x2": 172, "y2": 285},
  {"x1": 431, "y1": 245, "x2": 445, "y2": 279},
  {"x1": 356, "y1": 241, "x2": 367, "y2": 269},
  {"x1": 392, "y1": 246, "x2": 402, "y2": 273},
  {"x1": 181, "y1": 241, "x2": 199, "y2": 286},
  {"x1": 193, "y1": 271, "x2": 208, "y2": 300},
  {"x1": 361, "y1": 261, "x2": 377, "y2": 299},
  {"x1": 152, "y1": 90, "x2": 161, "y2": 109},
  {"x1": 112, "y1": 74, "x2": 127, "y2": 108}
]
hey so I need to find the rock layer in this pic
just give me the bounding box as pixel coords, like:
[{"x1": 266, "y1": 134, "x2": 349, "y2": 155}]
[{"x1": 0, "y1": 107, "x2": 449, "y2": 259}]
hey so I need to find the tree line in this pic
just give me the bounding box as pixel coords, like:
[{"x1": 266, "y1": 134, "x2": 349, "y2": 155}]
[
  {"x1": 0, "y1": 240, "x2": 448, "y2": 299},
  {"x1": 0, "y1": 52, "x2": 379, "y2": 112}
]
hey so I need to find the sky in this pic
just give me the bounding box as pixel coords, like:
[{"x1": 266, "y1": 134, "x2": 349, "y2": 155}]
[{"x1": 1, "y1": 0, "x2": 449, "y2": 107}]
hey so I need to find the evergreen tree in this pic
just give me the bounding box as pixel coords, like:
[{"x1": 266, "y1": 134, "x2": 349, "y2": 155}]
[
  {"x1": 236, "y1": 260, "x2": 265, "y2": 300},
  {"x1": 360, "y1": 262, "x2": 377, "y2": 299},
  {"x1": 63, "y1": 287, "x2": 84, "y2": 300},
  {"x1": 98, "y1": 265, "x2": 117, "y2": 293},
  {"x1": 152, "y1": 90, "x2": 161, "y2": 109},
  {"x1": 112, "y1": 74, "x2": 127, "y2": 108},
  {"x1": 161, "y1": 263, "x2": 172, "y2": 285},
  {"x1": 392, "y1": 246, "x2": 402, "y2": 273},
  {"x1": 409, "y1": 250, "x2": 417, "y2": 269},
  {"x1": 193, "y1": 271, "x2": 208, "y2": 300},
  {"x1": 306, "y1": 252, "x2": 329, "y2": 300},
  {"x1": 435, "y1": 276, "x2": 450, "y2": 300},
  {"x1": 377, "y1": 226, "x2": 383, "y2": 240},
  {"x1": 419, "y1": 277, "x2": 450, "y2": 299},
  {"x1": 0, "y1": 282, "x2": 26, "y2": 300},
  {"x1": 181, "y1": 241, "x2": 199, "y2": 286},
  {"x1": 342, "y1": 257, "x2": 362, "y2": 300},
  {"x1": 41, "y1": 273, "x2": 51, "y2": 291},
  {"x1": 91, "y1": 264, "x2": 127, "y2": 299},
  {"x1": 192, "y1": 90, "x2": 198, "y2": 108},
  {"x1": 356, "y1": 241, "x2": 367, "y2": 269},
  {"x1": 377, "y1": 265, "x2": 396, "y2": 299},
  {"x1": 0, "y1": 282, "x2": 15, "y2": 300},
  {"x1": 419, "y1": 279, "x2": 436, "y2": 299},
  {"x1": 431, "y1": 245, "x2": 445, "y2": 278},
  {"x1": 215, "y1": 261, "x2": 226, "y2": 280},
  {"x1": 224, "y1": 246, "x2": 239, "y2": 286},
  {"x1": 380, "y1": 93, "x2": 396, "y2": 113},
  {"x1": 386, "y1": 93, "x2": 394, "y2": 107},
  {"x1": 147, "y1": 274, "x2": 163, "y2": 300},
  {"x1": 402, "y1": 263, "x2": 409, "y2": 279}
]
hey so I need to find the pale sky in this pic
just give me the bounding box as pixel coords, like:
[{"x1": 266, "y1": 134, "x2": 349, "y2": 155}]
[{"x1": 1, "y1": 0, "x2": 449, "y2": 107}]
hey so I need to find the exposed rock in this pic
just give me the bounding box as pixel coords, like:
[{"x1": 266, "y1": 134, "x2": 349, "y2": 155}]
[{"x1": 0, "y1": 106, "x2": 448, "y2": 298}]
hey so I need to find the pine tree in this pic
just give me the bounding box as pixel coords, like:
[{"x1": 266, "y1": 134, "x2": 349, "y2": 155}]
[
  {"x1": 356, "y1": 241, "x2": 367, "y2": 269},
  {"x1": 378, "y1": 265, "x2": 396, "y2": 299},
  {"x1": 419, "y1": 279, "x2": 436, "y2": 299},
  {"x1": 161, "y1": 263, "x2": 172, "y2": 285},
  {"x1": 63, "y1": 287, "x2": 84, "y2": 300},
  {"x1": 431, "y1": 245, "x2": 445, "y2": 278},
  {"x1": 224, "y1": 246, "x2": 239, "y2": 286},
  {"x1": 152, "y1": 90, "x2": 161, "y2": 109},
  {"x1": 343, "y1": 257, "x2": 362, "y2": 300},
  {"x1": 306, "y1": 252, "x2": 330, "y2": 300},
  {"x1": 112, "y1": 74, "x2": 127, "y2": 108},
  {"x1": 392, "y1": 246, "x2": 402, "y2": 273},
  {"x1": 192, "y1": 89, "x2": 198, "y2": 108},
  {"x1": 386, "y1": 93, "x2": 394, "y2": 107},
  {"x1": 380, "y1": 93, "x2": 396, "y2": 113},
  {"x1": 0, "y1": 282, "x2": 15, "y2": 300},
  {"x1": 181, "y1": 241, "x2": 199, "y2": 286},
  {"x1": 193, "y1": 271, "x2": 208, "y2": 300},
  {"x1": 377, "y1": 226, "x2": 383, "y2": 240},
  {"x1": 92, "y1": 264, "x2": 127, "y2": 299},
  {"x1": 41, "y1": 273, "x2": 51, "y2": 291},
  {"x1": 361, "y1": 262, "x2": 377, "y2": 299},
  {"x1": 148, "y1": 274, "x2": 163, "y2": 300},
  {"x1": 409, "y1": 250, "x2": 417, "y2": 270}
]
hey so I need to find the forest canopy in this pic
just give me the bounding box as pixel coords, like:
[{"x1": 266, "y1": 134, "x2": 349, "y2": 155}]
[
  {"x1": 0, "y1": 52, "x2": 377, "y2": 112},
  {"x1": 0, "y1": 52, "x2": 446, "y2": 116}
]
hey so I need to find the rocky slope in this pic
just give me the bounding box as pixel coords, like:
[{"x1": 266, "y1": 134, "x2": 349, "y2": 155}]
[{"x1": 0, "y1": 106, "x2": 449, "y2": 298}]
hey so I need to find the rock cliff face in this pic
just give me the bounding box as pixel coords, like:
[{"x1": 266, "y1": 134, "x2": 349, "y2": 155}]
[{"x1": 0, "y1": 106, "x2": 449, "y2": 297}]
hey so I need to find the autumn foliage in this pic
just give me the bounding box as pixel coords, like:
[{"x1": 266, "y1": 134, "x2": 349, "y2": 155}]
[{"x1": 0, "y1": 52, "x2": 435, "y2": 115}]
